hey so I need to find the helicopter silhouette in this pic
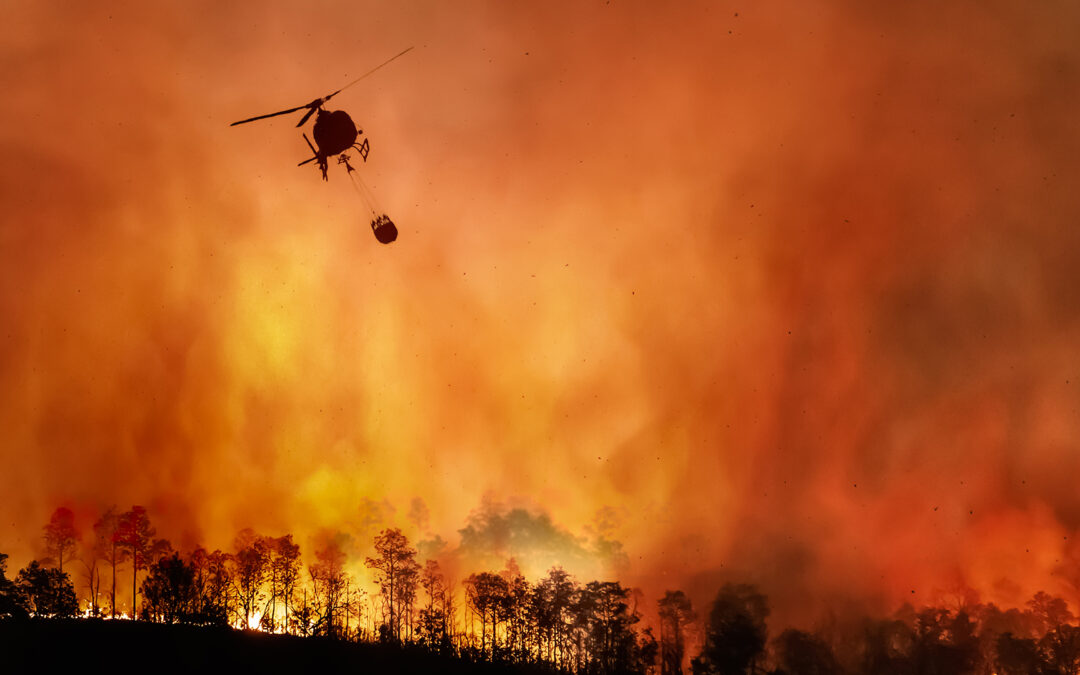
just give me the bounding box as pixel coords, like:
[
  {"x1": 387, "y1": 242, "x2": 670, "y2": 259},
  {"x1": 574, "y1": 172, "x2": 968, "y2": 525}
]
[
  {"x1": 230, "y1": 47, "x2": 411, "y2": 180},
  {"x1": 230, "y1": 47, "x2": 411, "y2": 244}
]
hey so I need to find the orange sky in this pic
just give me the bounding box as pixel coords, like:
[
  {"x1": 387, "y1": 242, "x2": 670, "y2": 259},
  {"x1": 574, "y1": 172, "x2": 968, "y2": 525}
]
[{"x1": 2, "y1": 0, "x2": 1080, "y2": 627}]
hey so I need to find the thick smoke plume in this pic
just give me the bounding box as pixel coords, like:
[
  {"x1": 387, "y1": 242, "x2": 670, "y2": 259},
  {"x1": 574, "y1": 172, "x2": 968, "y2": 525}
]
[{"x1": 2, "y1": 0, "x2": 1080, "y2": 627}]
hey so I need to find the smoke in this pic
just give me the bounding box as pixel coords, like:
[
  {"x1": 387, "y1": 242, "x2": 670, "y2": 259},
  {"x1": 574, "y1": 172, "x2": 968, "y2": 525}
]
[
  {"x1": 453, "y1": 494, "x2": 628, "y2": 580},
  {"x1": 2, "y1": 0, "x2": 1080, "y2": 629}
]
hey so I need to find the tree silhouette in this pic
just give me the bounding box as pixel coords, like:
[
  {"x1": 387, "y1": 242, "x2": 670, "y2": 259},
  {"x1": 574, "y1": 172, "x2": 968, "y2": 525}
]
[
  {"x1": 43, "y1": 507, "x2": 79, "y2": 575},
  {"x1": 80, "y1": 512, "x2": 108, "y2": 616},
  {"x1": 995, "y1": 632, "x2": 1046, "y2": 675},
  {"x1": 659, "y1": 590, "x2": 696, "y2": 675},
  {"x1": 15, "y1": 560, "x2": 78, "y2": 618},
  {"x1": 579, "y1": 580, "x2": 642, "y2": 675},
  {"x1": 141, "y1": 552, "x2": 196, "y2": 623},
  {"x1": 398, "y1": 557, "x2": 420, "y2": 641},
  {"x1": 693, "y1": 583, "x2": 769, "y2": 675},
  {"x1": 190, "y1": 547, "x2": 231, "y2": 626},
  {"x1": 115, "y1": 506, "x2": 158, "y2": 619},
  {"x1": 638, "y1": 627, "x2": 660, "y2": 674},
  {"x1": 264, "y1": 535, "x2": 301, "y2": 633},
  {"x1": 94, "y1": 507, "x2": 126, "y2": 618},
  {"x1": 536, "y1": 566, "x2": 578, "y2": 667},
  {"x1": 311, "y1": 536, "x2": 349, "y2": 637},
  {"x1": 417, "y1": 559, "x2": 449, "y2": 649},
  {"x1": 500, "y1": 559, "x2": 530, "y2": 661},
  {"x1": 1041, "y1": 624, "x2": 1080, "y2": 675},
  {"x1": 774, "y1": 629, "x2": 842, "y2": 675},
  {"x1": 857, "y1": 616, "x2": 915, "y2": 675},
  {"x1": 909, "y1": 607, "x2": 979, "y2": 674},
  {"x1": 0, "y1": 552, "x2": 29, "y2": 619},
  {"x1": 232, "y1": 528, "x2": 269, "y2": 628},
  {"x1": 365, "y1": 528, "x2": 419, "y2": 642},
  {"x1": 465, "y1": 571, "x2": 509, "y2": 660},
  {"x1": 1029, "y1": 591, "x2": 1075, "y2": 637}
]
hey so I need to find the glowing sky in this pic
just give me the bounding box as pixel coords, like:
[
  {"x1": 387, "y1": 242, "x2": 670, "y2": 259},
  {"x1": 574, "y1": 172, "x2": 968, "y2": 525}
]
[{"x1": 3, "y1": 0, "x2": 1080, "y2": 626}]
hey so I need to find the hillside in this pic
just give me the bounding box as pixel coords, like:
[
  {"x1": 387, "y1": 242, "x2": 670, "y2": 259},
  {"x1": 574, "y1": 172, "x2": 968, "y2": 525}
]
[{"x1": 0, "y1": 618, "x2": 555, "y2": 675}]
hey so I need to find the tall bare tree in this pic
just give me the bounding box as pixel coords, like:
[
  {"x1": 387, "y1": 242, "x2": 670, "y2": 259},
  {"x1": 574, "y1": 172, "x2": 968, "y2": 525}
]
[
  {"x1": 43, "y1": 507, "x2": 79, "y2": 575},
  {"x1": 259, "y1": 534, "x2": 301, "y2": 632},
  {"x1": 658, "y1": 590, "x2": 695, "y2": 675},
  {"x1": 365, "y1": 528, "x2": 419, "y2": 642},
  {"x1": 115, "y1": 506, "x2": 157, "y2": 618},
  {"x1": 80, "y1": 517, "x2": 108, "y2": 616},
  {"x1": 417, "y1": 559, "x2": 449, "y2": 648},
  {"x1": 231, "y1": 528, "x2": 269, "y2": 628},
  {"x1": 501, "y1": 559, "x2": 530, "y2": 661},
  {"x1": 311, "y1": 536, "x2": 349, "y2": 638},
  {"x1": 190, "y1": 547, "x2": 231, "y2": 625},
  {"x1": 536, "y1": 567, "x2": 578, "y2": 667},
  {"x1": 94, "y1": 507, "x2": 126, "y2": 618},
  {"x1": 465, "y1": 571, "x2": 509, "y2": 660}
]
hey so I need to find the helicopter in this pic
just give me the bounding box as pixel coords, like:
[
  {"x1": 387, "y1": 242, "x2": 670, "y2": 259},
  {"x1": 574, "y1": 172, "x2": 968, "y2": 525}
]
[{"x1": 230, "y1": 47, "x2": 412, "y2": 243}]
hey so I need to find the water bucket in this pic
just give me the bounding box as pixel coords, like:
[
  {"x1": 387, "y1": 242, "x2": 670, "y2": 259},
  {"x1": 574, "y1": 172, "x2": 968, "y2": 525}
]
[{"x1": 370, "y1": 214, "x2": 398, "y2": 244}]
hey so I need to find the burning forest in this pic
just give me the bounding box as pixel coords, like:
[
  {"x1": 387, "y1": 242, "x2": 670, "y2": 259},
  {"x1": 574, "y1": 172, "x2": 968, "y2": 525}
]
[
  {"x1": 3, "y1": 0, "x2": 1080, "y2": 673},
  {"x1": 4, "y1": 503, "x2": 1080, "y2": 674}
]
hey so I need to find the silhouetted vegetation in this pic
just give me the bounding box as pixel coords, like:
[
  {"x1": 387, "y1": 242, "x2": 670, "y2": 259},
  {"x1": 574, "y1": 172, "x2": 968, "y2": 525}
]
[
  {"x1": 13, "y1": 561, "x2": 78, "y2": 619},
  {"x1": 5, "y1": 504, "x2": 1080, "y2": 674},
  {"x1": 659, "y1": 590, "x2": 695, "y2": 675},
  {"x1": 0, "y1": 554, "x2": 26, "y2": 620},
  {"x1": 42, "y1": 507, "x2": 78, "y2": 575},
  {"x1": 693, "y1": 583, "x2": 769, "y2": 675}
]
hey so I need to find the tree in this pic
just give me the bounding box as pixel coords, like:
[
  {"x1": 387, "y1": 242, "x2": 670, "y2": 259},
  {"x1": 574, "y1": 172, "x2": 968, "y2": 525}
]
[
  {"x1": 858, "y1": 616, "x2": 915, "y2": 675},
  {"x1": 535, "y1": 566, "x2": 578, "y2": 667},
  {"x1": 996, "y1": 632, "x2": 1046, "y2": 675},
  {"x1": 579, "y1": 580, "x2": 643, "y2": 675},
  {"x1": 15, "y1": 560, "x2": 78, "y2": 618},
  {"x1": 417, "y1": 559, "x2": 449, "y2": 649},
  {"x1": 264, "y1": 535, "x2": 301, "y2": 633},
  {"x1": 115, "y1": 506, "x2": 157, "y2": 619},
  {"x1": 94, "y1": 507, "x2": 126, "y2": 619},
  {"x1": 638, "y1": 627, "x2": 660, "y2": 675},
  {"x1": 365, "y1": 528, "x2": 419, "y2": 642},
  {"x1": 398, "y1": 557, "x2": 420, "y2": 641},
  {"x1": 231, "y1": 528, "x2": 269, "y2": 628},
  {"x1": 693, "y1": 583, "x2": 769, "y2": 675},
  {"x1": 43, "y1": 507, "x2": 79, "y2": 575},
  {"x1": 0, "y1": 553, "x2": 29, "y2": 619},
  {"x1": 80, "y1": 514, "x2": 108, "y2": 617},
  {"x1": 465, "y1": 571, "x2": 509, "y2": 660},
  {"x1": 659, "y1": 590, "x2": 696, "y2": 675},
  {"x1": 190, "y1": 547, "x2": 230, "y2": 626},
  {"x1": 1028, "y1": 592, "x2": 1074, "y2": 638},
  {"x1": 500, "y1": 560, "x2": 530, "y2": 662},
  {"x1": 1041, "y1": 624, "x2": 1080, "y2": 675},
  {"x1": 140, "y1": 553, "x2": 196, "y2": 623},
  {"x1": 910, "y1": 607, "x2": 979, "y2": 675},
  {"x1": 774, "y1": 629, "x2": 841, "y2": 675},
  {"x1": 311, "y1": 536, "x2": 349, "y2": 638}
]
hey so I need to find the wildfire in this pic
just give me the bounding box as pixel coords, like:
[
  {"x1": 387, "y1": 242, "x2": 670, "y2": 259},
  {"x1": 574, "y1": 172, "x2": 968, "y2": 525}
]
[{"x1": 2, "y1": 0, "x2": 1080, "y2": 638}]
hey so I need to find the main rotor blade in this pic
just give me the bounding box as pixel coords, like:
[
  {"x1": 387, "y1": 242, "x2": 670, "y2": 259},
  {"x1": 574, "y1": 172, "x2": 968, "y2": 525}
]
[
  {"x1": 296, "y1": 105, "x2": 319, "y2": 128},
  {"x1": 230, "y1": 104, "x2": 307, "y2": 126},
  {"x1": 232, "y1": 48, "x2": 411, "y2": 127},
  {"x1": 322, "y1": 46, "x2": 414, "y2": 102}
]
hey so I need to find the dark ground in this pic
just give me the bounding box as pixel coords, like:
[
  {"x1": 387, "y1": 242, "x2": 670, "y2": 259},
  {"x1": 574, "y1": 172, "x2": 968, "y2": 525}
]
[{"x1": 0, "y1": 618, "x2": 555, "y2": 675}]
